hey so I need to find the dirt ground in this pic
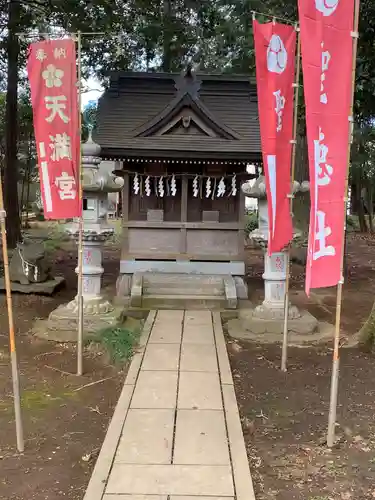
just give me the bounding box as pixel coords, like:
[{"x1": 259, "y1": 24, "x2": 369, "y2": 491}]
[
  {"x1": 0, "y1": 243, "x2": 124, "y2": 500},
  {"x1": 0, "y1": 231, "x2": 374, "y2": 500},
  {"x1": 228, "y1": 233, "x2": 375, "y2": 500}
]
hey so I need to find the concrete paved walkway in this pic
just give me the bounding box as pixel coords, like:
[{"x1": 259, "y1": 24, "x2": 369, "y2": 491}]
[{"x1": 84, "y1": 310, "x2": 255, "y2": 500}]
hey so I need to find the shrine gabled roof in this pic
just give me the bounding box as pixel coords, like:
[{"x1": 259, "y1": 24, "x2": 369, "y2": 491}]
[{"x1": 95, "y1": 69, "x2": 261, "y2": 162}]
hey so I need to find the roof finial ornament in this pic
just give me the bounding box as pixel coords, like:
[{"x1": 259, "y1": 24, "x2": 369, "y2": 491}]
[
  {"x1": 174, "y1": 62, "x2": 201, "y2": 99},
  {"x1": 186, "y1": 61, "x2": 193, "y2": 78}
]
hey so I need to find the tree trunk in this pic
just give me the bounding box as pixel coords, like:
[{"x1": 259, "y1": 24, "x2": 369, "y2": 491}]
[
  {"x1": 358, "y1": 298, "x2": 375, "y2": 350},
  {"x1": 4, "y1": 0, "x2": 21, "y2": 248},
  {"x1": 293, "y1": 134, "x2": 310, "y2": 234},
  {"x1": 162, "y1": 0, "x2": 172, "y2": 72},
  {"x1": 358, "y1": 184, "x2": 368, "y2": 233}
]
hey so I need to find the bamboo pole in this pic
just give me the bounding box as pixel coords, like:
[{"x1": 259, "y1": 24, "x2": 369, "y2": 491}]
[
  {"x1": 251, "y1": 10, "x2": 296, "y2": 26},
  {"x1": 281, "y1": 25, "x2": 301, "y2": 372},
  {"x1": 76, "y1": 31, "x2": 84, "y2": 376},
  {"x1": 0, "y1": 173, "x2": 24, "y2": 452},
  {"x1": 327, "y1": 0, "x2": 360, "y2": 448}
]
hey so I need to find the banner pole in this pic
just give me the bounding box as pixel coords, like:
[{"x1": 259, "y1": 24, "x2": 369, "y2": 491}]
[
  {"x1": 0, "y1": 173, "x2": 24, "y2": 452},
  {"x1": 281, "y1": 25, "x2": 301, "y2": 372},
  {"x1": 327, "y1": 0, "x2": 360, "y2": 447},
  {"x1": 76, "y1": 30, "x2": 84, "y2": 376}
]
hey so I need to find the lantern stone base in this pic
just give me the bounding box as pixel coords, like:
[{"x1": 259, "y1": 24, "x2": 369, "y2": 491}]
[
  {"x1": 237, "y1": 307, "x2": 319, "y2": 335},
  {"x1": 33, "y1": 296, "x2": 121, "y2": 343},
  {"x1": 227, "y1": 308, "x2": 331, "y2": 346}
]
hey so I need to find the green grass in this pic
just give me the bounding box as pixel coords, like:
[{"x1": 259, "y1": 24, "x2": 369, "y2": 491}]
[
  {"x1": 0, "y1": 387, "x2": 77, "y2": 414},
  {"x1": 93, "y1": 317, "x2": 143, "y2": 364}
]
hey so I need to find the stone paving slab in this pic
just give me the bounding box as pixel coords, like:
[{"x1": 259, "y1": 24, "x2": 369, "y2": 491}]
[
  {"x1": 177, "y1": 371, "x2": 222, "y2": 410},
  {"x1": 104, "y1": 496, "x2": 167, "y2": 500},
  {"x1": 182, "y1": 323, "x2": 215, "y2": 345},
  {"x1": 173, "y1": 409, "x2": 230, "y2": 465},
  {"x1": 106, "y1": 464, "x2": 234, "y2": 497},
  {"x1": 142, "y1": 343, "x2": 180, "y2": 371},
  {"x1": 149, "y1": 323, "x2": 183, "y2": 344},
  {"x1": 180, "y1": 343, "x2": 218, "y2": 372},
  {"x1": 83, "y1": 310, "x2": 255, "y2": 500},
  {"x1": 131, "y1": 371, "x2": 178, "y2": 409},
  {"x1": 156, "y1": 309, "x2": 184, "y2": 322},
  {"x1": 116, "y1": 409, "x2": 174, "y2": 464},
  {"x1": 184, "y1": 310, "x2": 212, "y2": 325},
  {"x1": 170, "y1": 497, "x2": 234, "y2": 500}
]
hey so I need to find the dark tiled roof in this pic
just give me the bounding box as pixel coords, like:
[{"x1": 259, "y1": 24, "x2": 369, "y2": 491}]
[{"x1": 95, "y1": 71, "x2": 261, "y2": 162}]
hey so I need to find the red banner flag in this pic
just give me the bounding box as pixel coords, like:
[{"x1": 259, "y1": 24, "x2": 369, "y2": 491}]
[
  {"x1": 253, "y1": 20, "x2": 296, "y2": 254},
  {"x1": 27, "y1": 39, "x2": 81, "y2": 220},
  {"x1": 298, "y1": 0, "x2": 355, "y2": 294}
]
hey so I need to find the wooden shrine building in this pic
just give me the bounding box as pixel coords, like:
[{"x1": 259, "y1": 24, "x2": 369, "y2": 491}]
[{"x1": 95, "y1": 68, "x2": 261, "y2": 307}]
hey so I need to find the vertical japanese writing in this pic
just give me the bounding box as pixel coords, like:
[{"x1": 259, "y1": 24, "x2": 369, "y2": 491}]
[
  {"x1": 38, "y1": 142, "x2": 53, "y2": 213},
  {"x1": 320, "y1": 43, "x2": 331, "y2": 104},
  {"x1": 273, "y1": 90, "x2": 285, "y2": 132},
  {"x1": 314, "y1": 128, "x2": 333, "y2": 186},
  {"x1": 27, "y1": 39, "x2": 80, "y2": 219}
]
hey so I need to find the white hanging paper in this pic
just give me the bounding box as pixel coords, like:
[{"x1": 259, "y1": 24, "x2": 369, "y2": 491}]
[
  {"x1": 193, "y1": 175, "x2": 199, "y2": 198},
  {"x1": 231, "y1": 174, "x2": 237, "y2": 196},
  {"x1": 205, "y1": 177, "x2": 212, "y2": 198},
  {"x1": 145, "y1": 176, "x2": 151, "y2": 196},
  {"x1": 171, "y1": 175, "x2": 177, "y2": 196},
  {"x1": 158, "y1": 176, "x2": 165, "y2": 197},
  {"x1": 133, "y1": 173, "x2": 140, "y2": 195},
  {"x1": 217, "y1": 177, "x2": 226, "y2": 197}
]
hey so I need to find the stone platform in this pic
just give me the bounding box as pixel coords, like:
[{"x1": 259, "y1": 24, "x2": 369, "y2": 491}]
[
  {"x1": 125, "y1": 272, "x2": 244, "y2": 310},
  {"x1": 227, "y1": 307, "x2": 333, "y2": 346},
  {"x1": 0, "y1": 276, "x2": 65, "y2": 295},
  {"x1": 84, "y1": 310, "x2": 255, "y2": 500}
]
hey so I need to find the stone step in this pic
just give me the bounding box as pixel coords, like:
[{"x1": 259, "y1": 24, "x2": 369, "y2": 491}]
[
  {"x1": 141, "y1": 274, "x2": 225, "y2": 285},
  {"x1": 143, "y1": 285, "x2": 224, "y2": 296},
  {"x1": 141, "y1": 273, "x2": 225, "y2": 297},
  {"x1": 141, "y1": 294, "x2": 228, "y2": 310}
]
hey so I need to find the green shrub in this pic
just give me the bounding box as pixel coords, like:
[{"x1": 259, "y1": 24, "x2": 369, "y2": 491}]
[
  {"x1": 93, "y1": 322, "x2": 142, "y2": 364},
  {"x1": 245, "y1": 210, "x2": 258, "y2": 236}
]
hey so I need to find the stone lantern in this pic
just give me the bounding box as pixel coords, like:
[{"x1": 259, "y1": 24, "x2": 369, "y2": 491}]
[
  {"x1": 46, "y1": 132, "x2": 125, "y2": 338},
  {"x1": 241, "y1": 175, "x2": 318, "y2": 335}
]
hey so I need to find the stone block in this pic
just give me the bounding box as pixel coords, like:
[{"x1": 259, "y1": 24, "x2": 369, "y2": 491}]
[
  {"x1": 182, "y1": 323, "x2": 214, "y2": 345},
  {"x1": 34, "y1": 305, "x2": 121, "y2": 342},
  {"x1": 131, "y1": 371, "x2": 178, "y2": 409},
  {"x1": 223, "y1": 276, "x2": 237, "y2": 309},
  {"x1": 240, "y1": 309, "x2": 319, "y2": 335},
  {"x1": 212, "y1": 312, "x2": 234, "y2": 386},
  {"x1": 106, "y1": 464, "x2": 234, "y2": 497},
  {"x1": 234, "y1": 276, "x2": 248, "y2": 300},
  {"x1": 222, "y1": 384, "x2": 256, "y2": 500},
  {"x1": 149, "y1": 323, "x2": 183, "y2": 344},
  {"x1": 180, "y1": 344, "x2": 218, "y2": 372},
  {"x1": 130, "y1": 273, "x2": 143, "y2": 308},
  {"x1": 116, "y1": 409, "x2": 174, "y2": 464},
  {"x1": 116, "y1": 274, "x2": 132, "y2": 297},
  {"x1": 184, "y1": 310, "x2": 212, "y2": 325},
  {"x1": 227, "y1": 312, "x2": 332, "y2": 347},
  {"x1": 170, "y1": 497, "x2": 233, "y2": 500},
  {"x1": 104, "y1": 496, "x2": 167, "y2": 500},
  {"x1": 142, "y1": 344, "x2": 180, "y2": 371},
  {"x1": 0, "y1": 276, "x2": 65, "y2": 295},
  {"x1": 178, "y1": 371, "x2": 222, "y2": 410},
  {"x1": 173, "y1": 409, "x2": 230, "y2": 465}
]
